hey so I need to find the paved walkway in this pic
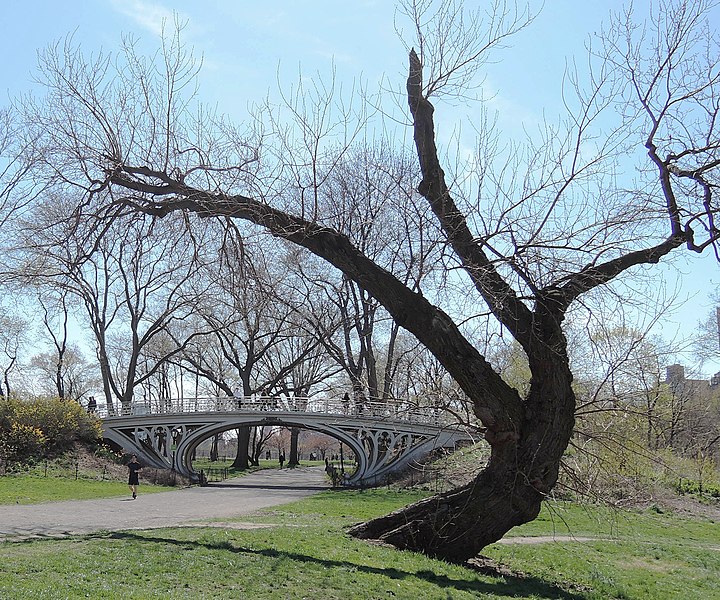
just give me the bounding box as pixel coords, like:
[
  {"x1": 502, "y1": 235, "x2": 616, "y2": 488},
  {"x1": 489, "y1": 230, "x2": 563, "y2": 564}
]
[{"x1": 0, "y1": 467, "x2": 328, "y2": 541}]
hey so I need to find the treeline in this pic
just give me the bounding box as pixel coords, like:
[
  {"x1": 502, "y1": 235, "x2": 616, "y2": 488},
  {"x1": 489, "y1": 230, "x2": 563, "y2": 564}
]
[
  {"x1": 0, "y1": 147, "x2": 462, "y2": 421},
  {"x1": 562, "y1": 329, "x2": 720, "y2": 502}
]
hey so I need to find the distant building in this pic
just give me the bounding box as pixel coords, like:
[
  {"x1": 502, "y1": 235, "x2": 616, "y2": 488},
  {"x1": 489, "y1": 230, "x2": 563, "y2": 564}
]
[{"x1": 665, "y1": 363, "x2": 720, "y2": 400}]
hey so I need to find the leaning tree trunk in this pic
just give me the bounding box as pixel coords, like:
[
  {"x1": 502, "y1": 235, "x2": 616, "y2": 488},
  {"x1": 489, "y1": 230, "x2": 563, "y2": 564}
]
[
  {"x1": 349, "y1": 50, "x2": 577, "y2": 562},
  {"x1": 350, "y1": 322, "x2": 576, "y2": 563}
]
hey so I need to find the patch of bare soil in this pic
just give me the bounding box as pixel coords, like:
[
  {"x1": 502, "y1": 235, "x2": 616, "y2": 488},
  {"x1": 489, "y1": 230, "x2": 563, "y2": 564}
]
[
  {"x1": 65, "y1": 443, "x2": 127, "y2": 480},
  {"x1": 186, "y1": 521, "x2": 276, "y2": 530},
  {"x1": 662, "y1": 496, "x2": 720, "y2": 519},
  {"x1": 495, "y1": 535, "x2": 606, "y2": 545},
  {"x1": 466, "y1": 556, "x2": 526, "y2": 578},
  {"x1": 68, "y1": 443, "x2": 191, "y2": 487},
  {"x1": 466, "y1": 556, "x2": 594, "y2": 595},
  {"x1": 611, "y1": 487, "x2": 720, "y2": 520}
]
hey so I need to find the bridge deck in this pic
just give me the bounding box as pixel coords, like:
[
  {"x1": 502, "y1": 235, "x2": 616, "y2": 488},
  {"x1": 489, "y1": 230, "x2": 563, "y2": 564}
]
[{"x1": 100, "y1": 396, "x2": 452, "y2": 427}]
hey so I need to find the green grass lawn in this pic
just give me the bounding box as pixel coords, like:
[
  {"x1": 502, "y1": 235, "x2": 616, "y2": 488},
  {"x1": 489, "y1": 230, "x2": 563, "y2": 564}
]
[
  {"x1": 192, "y1": 458, "x2": 347, "y2": 475},
  {"x1": 483, "y1": 502, "x2": 720, "y2": 600},
  {"x1": 0, "y1": 482, "x2": 718, "y2": 599},
  {"x1": 0, "y1": 474, "x2": 176, "y2": 504}
]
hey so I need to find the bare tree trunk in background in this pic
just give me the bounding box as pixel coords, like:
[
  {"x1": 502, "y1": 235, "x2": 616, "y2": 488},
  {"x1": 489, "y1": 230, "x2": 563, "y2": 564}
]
[
  {"x1": 288, "y1": 427, "x2": 300, "y2": 467},
  {"x1": 209, "y1": 434, "x2": 219, "y2": 462},
  {"x1": 232, "y1": 427, "x2": 251, "y2": 470}
]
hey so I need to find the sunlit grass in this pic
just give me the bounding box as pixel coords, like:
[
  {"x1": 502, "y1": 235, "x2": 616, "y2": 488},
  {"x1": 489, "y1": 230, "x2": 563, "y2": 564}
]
[
  {"x1": 1, "y1": 481, "x2": 718, "y2": 599},
  {"x1": 0, "y1": 475, "x2": 175, "y2": 505},
  {"x1": 0, "y1": 489, "x2": 569, "y2": 600},
  {"x1": 483, "y1": 501, "x2": 720, "y2": 600},
  {"x1": 0, "y1": 526, "x2": 530, "y2": 600}
]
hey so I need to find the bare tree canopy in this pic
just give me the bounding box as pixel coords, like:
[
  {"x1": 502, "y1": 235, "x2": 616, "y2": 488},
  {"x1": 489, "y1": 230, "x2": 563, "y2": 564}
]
[{"x1": 3, "y1": 0, "x2": 720, "y2": 562}]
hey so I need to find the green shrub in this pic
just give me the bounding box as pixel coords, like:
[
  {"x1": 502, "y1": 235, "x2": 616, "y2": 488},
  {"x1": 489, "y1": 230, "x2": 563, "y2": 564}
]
[
  {"x1": 674, "y1": 478, "x2": 720, "y2": 499},
  {"x1": 0, "y1": 396, "x2": 102, "y2": 464},
  {"x1": 22, "y1": 397, "x2": 101, "y2": 453},
  {"x1": 0, "y1": 422, "x2": 46, "y2": 463}
]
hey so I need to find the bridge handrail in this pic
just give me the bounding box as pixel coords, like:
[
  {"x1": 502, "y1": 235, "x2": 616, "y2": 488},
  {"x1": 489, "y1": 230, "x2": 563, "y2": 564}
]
[{"x1": 100, "y1": 395, "x2": 451, "y2": 426}]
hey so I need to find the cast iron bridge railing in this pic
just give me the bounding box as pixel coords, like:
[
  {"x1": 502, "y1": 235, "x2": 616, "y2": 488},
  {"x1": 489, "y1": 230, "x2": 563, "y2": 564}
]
[
  {"x1": 99, "y1": 395, "x2": 452, "y2": 424},
  {"x1": 101, "y1": 396, "x2": 476, "y2": 486}
]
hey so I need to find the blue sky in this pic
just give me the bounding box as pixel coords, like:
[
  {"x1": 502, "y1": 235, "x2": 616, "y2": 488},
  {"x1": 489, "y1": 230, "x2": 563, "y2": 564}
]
[{"x1": 2, "y1": 0, "x2": 719, "y2": 374}]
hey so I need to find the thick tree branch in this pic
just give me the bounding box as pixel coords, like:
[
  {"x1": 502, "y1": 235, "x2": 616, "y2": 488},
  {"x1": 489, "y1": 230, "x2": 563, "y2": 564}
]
[
  {"x1": 553, "y1": 233, "x2": 686, "y2": 310},
  {"x1": 406, "y1": 49, "x2": 536, "y2": 348},
  {"x1": 108, "y1": 168, "x2": 524, "y2": 431}
]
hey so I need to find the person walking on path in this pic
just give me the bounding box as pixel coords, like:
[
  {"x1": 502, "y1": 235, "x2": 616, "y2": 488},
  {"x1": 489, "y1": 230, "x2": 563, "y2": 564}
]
[
  {"x1": 279, "y1": 452, "x2": 285, "y2": 469},
  {"x1": 127, "y1": 455, "x2": 142, "y2": 499}
]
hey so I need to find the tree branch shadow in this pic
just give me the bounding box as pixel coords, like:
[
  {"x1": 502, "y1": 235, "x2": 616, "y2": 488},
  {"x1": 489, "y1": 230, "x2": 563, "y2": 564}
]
[{"x1": 99, "y1": 530, "x2": 590, "y2": 599}]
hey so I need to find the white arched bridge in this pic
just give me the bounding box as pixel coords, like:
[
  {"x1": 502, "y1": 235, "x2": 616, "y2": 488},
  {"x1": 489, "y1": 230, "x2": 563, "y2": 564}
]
[{"x1": 101, "y1": 396, "x2": 475, "y2": 486}]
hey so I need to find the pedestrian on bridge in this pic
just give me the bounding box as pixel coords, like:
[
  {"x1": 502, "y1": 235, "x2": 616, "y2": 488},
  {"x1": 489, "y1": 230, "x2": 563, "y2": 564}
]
[
  {"x1": 233, "y1": 386, "x2": 243, "y2": 410},
  {"x1": 127, "y1": 455, "x2": 142, "y2": 500}
]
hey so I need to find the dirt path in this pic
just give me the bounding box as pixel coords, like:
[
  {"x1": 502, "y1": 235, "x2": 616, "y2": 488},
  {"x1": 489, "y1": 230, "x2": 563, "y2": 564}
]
[
  {"x1": 495, "y1": 535, "x2": 605, "y2": 544},
  {"x1": 0, "y1": 467, "x2": 328, "y2": 541}
]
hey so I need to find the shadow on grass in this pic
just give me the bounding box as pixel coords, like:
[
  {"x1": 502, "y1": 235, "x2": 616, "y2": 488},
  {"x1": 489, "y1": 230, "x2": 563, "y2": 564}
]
[{"x1": 101, "y1": 530, "x2": 589, "y2": 599}]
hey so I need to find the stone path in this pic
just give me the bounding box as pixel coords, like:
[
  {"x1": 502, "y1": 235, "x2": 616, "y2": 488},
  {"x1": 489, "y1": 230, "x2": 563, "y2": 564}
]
[{"x1": 0, "y1": 467, "x2": 328, "y2": 541}]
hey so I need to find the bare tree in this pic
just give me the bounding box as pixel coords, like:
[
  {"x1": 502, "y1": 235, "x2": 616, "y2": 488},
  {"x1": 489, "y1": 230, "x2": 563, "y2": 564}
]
[
  {"x1": 13, "y1": 0, "x2": 720, "y2": 562},
  {"x1": 29, "y1": 344, "x2": 99, "y2": 403},
  {"x1": 0, "y1": 310, "x2": 27, "y2": 398},
  {"x1": 693, "y1": 295, "x2": 720, "y2": 366},
  {"x1": 174, "y1": 229, "x2": 340, "y2": 468},
  {"x1": 15, "y1": 210, "x2": 208, "y2": 413},
  {"x1": 662, "y1": 364, "x2": 720, "y2": 460},
  {"x1": 0, "y1": 107, "x2": 49, "y2": 231},
  {"x1": 310, "y1": 142, "x2": 440, "y2": 405},
  {"x1": 35, "y1": 290, "x2": 72, "y2": 400},
  {"x1": 27, "y1": 288, "x2": 100, "y2": 402}
]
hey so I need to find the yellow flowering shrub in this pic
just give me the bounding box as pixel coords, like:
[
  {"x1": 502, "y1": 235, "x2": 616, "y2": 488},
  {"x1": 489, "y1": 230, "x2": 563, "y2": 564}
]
[
  {"x1": 0, "y1": 396, "x2": 102, "y2": 462},
  {"x1": 1, "y1": 422, "x2": 47, "y2": 461}
]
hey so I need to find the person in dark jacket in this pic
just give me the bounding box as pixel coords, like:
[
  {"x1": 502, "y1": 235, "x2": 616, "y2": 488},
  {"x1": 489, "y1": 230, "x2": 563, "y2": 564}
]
[{"x1": 127, "y1": 455, "x2": 142, "y2": 499}]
